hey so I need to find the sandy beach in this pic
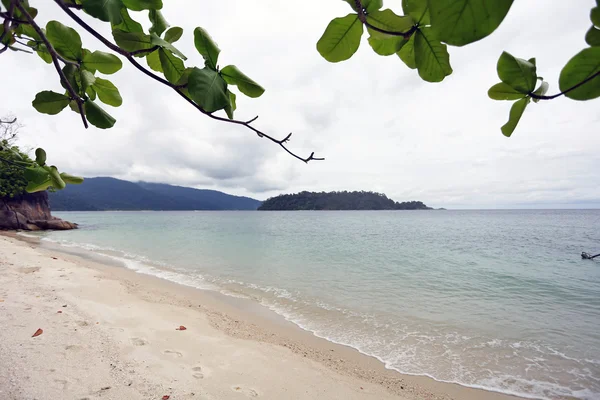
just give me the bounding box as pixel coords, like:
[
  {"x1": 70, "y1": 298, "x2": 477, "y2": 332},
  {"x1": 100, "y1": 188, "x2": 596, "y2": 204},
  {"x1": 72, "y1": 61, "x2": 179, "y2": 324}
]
[{"x1": 0, "y1": 234, "x2": 524, "y2": 400}]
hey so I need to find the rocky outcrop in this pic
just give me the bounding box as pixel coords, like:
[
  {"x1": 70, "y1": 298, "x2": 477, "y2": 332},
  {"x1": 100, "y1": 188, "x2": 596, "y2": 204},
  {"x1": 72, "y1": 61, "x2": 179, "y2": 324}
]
[{"x1": 0, "y1": 192, "x2": 77, "y2": 231}]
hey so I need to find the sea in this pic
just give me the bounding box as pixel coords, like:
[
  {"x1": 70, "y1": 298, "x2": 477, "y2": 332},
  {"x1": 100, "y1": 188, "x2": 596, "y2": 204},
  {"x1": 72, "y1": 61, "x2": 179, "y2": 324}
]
[{"x1": 22, "y1": 210, "x2": 600, "y2": 400}]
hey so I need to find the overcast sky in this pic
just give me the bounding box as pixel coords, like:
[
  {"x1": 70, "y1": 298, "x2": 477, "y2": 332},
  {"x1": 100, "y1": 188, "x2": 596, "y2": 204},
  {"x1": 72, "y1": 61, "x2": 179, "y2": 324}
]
[{"x1": 2, "y1": 0, "x2": 599, "y2": 209}]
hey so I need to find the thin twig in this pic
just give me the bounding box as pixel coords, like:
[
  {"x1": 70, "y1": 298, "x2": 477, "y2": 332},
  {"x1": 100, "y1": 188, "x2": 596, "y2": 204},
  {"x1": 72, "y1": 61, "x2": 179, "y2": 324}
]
[
  {"x1": 354, "y1": 0, "x2": 417, "y2": 39},
  {"x1": 130, "y1": 45, "x2": 159, "y2": 56},
  {"x1": 529, "y1": 71, "x2": 600, "y2": 100},
  {"x1": 15, "y1": 0, "x2": 88, "y2": 129},
  {"x1": 0, "y1": 118, "x2": 17, "y2": 124},
  {"x1": 54, "y1": 0, "x2": 323, "y2": 163},
  {"x1": 0, "y1": 11, "x2": 28, "y2": 24}
]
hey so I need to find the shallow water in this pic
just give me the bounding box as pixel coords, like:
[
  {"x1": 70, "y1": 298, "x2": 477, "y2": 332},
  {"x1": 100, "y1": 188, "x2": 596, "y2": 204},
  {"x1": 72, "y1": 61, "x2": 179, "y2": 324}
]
[{"x1": 31, "y1": 210, "x2": 600, "y2": 399}]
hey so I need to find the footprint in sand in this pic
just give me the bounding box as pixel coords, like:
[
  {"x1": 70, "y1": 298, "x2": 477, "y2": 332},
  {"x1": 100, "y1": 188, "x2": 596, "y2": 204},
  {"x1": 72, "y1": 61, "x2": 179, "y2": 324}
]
[
  {"x1": 53, "y1": 379, "x2": 69, "y2": 390},
  {"x1": 163, "y1": 350, "x2": 183, "y2": 358},
  {"x1": 231, "y1": 385, "x2": 259, "y2": 397},
  {"x1": 191, "y1": 366, "x2": 204, "y2": 379},
  {"x1": 130, "y1": 337, "x2": 149, "y2": 346}
]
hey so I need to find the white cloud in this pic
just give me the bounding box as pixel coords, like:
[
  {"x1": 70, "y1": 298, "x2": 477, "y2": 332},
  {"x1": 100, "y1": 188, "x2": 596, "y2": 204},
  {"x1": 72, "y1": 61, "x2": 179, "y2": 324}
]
[{"x1": 1, "y1": 0, "x2": 599, "y2": 208}]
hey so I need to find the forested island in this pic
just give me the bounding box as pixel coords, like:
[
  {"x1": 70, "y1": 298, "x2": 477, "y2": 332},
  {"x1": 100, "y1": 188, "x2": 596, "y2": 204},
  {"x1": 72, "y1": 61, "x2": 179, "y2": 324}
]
[{"x1": 258, "y1": 191, "x2": 432, "y2": 211}]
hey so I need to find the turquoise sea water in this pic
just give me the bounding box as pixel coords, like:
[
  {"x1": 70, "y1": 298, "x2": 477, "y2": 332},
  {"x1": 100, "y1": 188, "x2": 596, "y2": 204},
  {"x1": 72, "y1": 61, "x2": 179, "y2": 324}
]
[{"x1": 29, "y1": 210, "x2": 600, "y2": 400}]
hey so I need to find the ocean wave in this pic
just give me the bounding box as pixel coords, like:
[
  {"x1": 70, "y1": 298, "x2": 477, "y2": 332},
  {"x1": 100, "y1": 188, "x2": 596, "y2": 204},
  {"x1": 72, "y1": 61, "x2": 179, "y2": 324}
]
[{"x1": 38, "y1": 235, "x2": 599, "y2": 400}]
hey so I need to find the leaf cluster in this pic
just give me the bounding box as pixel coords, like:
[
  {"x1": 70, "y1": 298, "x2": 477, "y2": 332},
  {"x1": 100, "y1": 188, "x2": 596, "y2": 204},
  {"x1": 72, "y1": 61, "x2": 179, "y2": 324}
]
[{"x1": 318, "y1": 0, "x2": 599, "y2": 137}]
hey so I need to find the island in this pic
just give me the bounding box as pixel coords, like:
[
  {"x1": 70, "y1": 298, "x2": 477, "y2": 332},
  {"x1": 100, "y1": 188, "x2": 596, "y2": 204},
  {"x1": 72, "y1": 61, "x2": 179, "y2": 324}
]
[{"x1": 258, "y1": 191, "x2": 432, "y2": 211}]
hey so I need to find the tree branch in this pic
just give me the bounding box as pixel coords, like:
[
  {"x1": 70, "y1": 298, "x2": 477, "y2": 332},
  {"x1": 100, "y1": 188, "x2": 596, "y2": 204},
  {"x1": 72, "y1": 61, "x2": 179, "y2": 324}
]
[
  {"x1": 354, "y1": 0, "x2": 417, "y2": 39},
  {"x1": 54, "y1": 0, "x2": 323, "y2": 163},
  {"x1": 0, "y1": 118, "x2": 17, "y2": 124},
  {"x1": 529, "y1": 71, "x2": 600, "y2": 100},
  {"x1": 14, "y1": 0, "x2": 88, "y2": 129},
  {"x1": 0, "y1": 1, "x2": 16, "y2": 54}
]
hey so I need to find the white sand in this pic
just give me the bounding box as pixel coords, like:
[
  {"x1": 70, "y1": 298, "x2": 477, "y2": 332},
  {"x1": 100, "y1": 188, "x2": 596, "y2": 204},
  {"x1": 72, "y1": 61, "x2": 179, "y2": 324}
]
[{"x1": 0, "y1": 235, "x2": 522, "y2": 400}]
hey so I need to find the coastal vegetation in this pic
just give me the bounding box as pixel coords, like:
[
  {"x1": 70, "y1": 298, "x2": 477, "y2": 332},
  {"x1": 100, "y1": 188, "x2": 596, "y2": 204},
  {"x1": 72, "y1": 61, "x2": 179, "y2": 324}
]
[
  {"x1": 1, "y1": 0, "x2": 598, "y2": 192},
  {"x1": 258, "y1": 191, "x2": 431, "y2": 211}
]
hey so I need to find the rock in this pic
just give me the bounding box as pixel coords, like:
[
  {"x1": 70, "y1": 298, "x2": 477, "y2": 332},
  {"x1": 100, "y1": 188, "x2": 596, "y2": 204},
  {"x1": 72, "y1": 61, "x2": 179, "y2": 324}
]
[{"x1": 1, "y1": 192, "x2": 77, "y2": 231}]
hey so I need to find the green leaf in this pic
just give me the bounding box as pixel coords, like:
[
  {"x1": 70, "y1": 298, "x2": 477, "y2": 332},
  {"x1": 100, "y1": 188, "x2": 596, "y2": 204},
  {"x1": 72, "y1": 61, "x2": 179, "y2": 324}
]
[
  {"x1": 592, "y1": 7, "x2": 600, "y2": 27},
  {"x1": 501, "y1": 97, "x2": 529, "y2": 137},
  {"x1": 92, "y1": 77, "x2": 123, "y2": 107},
  {"x1": 429, "y1": 0, "x2": 514, "y2": 46},
  {"x1": 531, "y1": 81, "x2": 549, "y2": 103},
  {"x1": 488, "y1": 82, "x2": 526, "y2": 101},
  {"x1": 36, "y1": 47, "x2": 53, "y2": 64},
  {"x1": 149, "y1": 10, "x2": 169, "y2": 36},
  {"x1": 193, "y1": 27, "x2": 220, "y2": 70},
  {"x1": 188, "y1": 67, "x2": 229, "y2": 113},
  {"x1": 397, "y1": 34, "x2": 416, "y2": 69},
  {"x1": 112, "y1": 29, "x2": 153, "y2": 52},
  {"x1": 35, "y1": 148, "x2": 46, "y2": 166},
  {"x1": 60, "y1": 173, "x2": 84, "y2": 185},
  {"x1": 343, "y1": 0, "x2": 382, "y2": 12},
  {"x1": 366, "y1": 9, "x2": 414, "y2": 39},
  {"x1": 87, "y1": 85, "x2": 97, "y2": 101},
  {"x1": 83, "y1": 51, "x2": 123, "y2": 74},
  {"x1": 402, "y1": 0, "x2": 430, "y2": 25},
  {"x1": 559, "y1": 47, "x2": 600, "y2": 101},
  {"x1": 414, "y1": 27, "x2": 452, "y2": 82},
  {"x1": 32, "y1": 91, "x2": 70, "y2": 115},
  {"x1": 225, "y1": 90, "x2": 236, "y2": 120},
  {"x1": 46, "y1": 166, "x2": 66, "y2": 190},
  {"x1": 146, "y1": 50, "x2": 163, "y2": 72},
  {"x1": 80, "y1": 70, "x2": 96, "y2": 91},
  {"x1": 85, "y1": 101, "x2": 116, "y2": 129},
  {"x1": 220, "y1": 65, "x2": 265, "y2": 98},
  {"x1": 61, "y1": 64, "x2": 80, "y2": 93},
  {"x1": 317, "y1": 14, "x2": 363, "y2": 63},
  {"x1": 112, "y1": 7, "x2": 143, "y2": 33},
  {"x1": 368, "y1": 35, "x2": 407, "y2": 56},
  {"x1": 586, "y1": 26, "x2": 600, "y2": 47},
  {"x1": 497, "y1": 51, "x2": 537, "y2": 93},
  {"x1": 150, "y1": 33, "x2": 186, "y2": 60},
  {"x1": 122, "y1": 0, "x2": 162, "y2": 11},
  {"x1": 46, "y1": 20, "x2": 83, "y2": 61},
  {"x1": 164, "y1": 27, "x2": 183, "y2": 43},
  {"x1": 24, "y1": 166, "x2": 52, "y2": 193},
  {"x1": 80, "y1": 0, "x2": 123, "y2": 25},
  {"x1": 158, "y1": 48, "x2": 185, "y2": 84},
  {"x1": 16, "y1": 24, "x2": 41, "y2": 41}
]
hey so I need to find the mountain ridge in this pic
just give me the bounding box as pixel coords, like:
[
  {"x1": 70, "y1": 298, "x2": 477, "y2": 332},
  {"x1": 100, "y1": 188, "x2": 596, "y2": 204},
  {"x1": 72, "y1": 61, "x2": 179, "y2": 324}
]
[{"x1": 49, "y1": 177, "x2": 261, "y2": 211}]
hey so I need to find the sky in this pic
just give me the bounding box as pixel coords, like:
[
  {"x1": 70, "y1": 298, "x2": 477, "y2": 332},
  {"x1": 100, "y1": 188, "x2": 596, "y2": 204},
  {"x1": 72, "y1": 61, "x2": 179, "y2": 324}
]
[{"x1": 2, "y1": 0, "x2": 599, "y2": 209}]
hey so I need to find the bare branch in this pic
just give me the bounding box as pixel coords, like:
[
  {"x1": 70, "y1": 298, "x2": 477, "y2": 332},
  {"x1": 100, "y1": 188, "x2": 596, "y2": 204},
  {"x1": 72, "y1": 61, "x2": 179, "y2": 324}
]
[
  {"x1": 14, "y1": 0, "x2": 88, "y2": 129},
  {"x1": 54, "y1": 0, "x2": 323, "y2": 163}
]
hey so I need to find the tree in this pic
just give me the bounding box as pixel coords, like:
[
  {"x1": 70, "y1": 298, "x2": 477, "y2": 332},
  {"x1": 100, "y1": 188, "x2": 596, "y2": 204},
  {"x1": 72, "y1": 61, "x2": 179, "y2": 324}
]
[
  {"x1": 0, "y1": 0, "x2": 598, "y2": 174},
  {"x1": 0, "y1": 117, "x2": 83, "y2": 194}
]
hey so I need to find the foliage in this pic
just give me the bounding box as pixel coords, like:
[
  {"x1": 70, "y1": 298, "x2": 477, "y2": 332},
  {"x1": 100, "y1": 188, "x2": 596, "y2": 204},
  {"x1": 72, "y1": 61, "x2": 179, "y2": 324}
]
[
  {"x1": 0, "y1": 139, "x2": 30, "y2": 198},
  {"x1": 0, "y1": 118, "x2": 84, "y2": 195},
  {"x1": 317, "y1": 0, "x2": 599, "y2": 137},
  {"x1": 258, "y1": 191, "x2": 431, "y2": 211},
  {"x1": 0, "y1": 0, "x2": 598, "y2": 189}
]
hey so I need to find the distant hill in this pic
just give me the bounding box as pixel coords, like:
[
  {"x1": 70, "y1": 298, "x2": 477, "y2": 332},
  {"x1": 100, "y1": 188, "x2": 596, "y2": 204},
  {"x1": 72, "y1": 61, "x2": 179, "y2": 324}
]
[
  {"x1": 258, "y1": 191, "x2": 432, "y2": 211},
  {"x1": 48, "y1": 177, "x2": 262, "y2": 211}
]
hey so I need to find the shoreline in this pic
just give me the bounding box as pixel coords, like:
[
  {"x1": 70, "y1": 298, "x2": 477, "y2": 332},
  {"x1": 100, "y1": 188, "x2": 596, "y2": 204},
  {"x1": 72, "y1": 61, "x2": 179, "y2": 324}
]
[{"x1": 0, "y1": 233, "x2": 527, "y2": 400}]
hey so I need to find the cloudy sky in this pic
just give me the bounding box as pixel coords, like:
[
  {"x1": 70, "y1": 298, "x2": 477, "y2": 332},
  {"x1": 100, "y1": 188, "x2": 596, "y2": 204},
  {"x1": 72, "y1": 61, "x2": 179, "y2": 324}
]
[{"x1": 2, "y1": 0, "x2": 599, "y2": 208}]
